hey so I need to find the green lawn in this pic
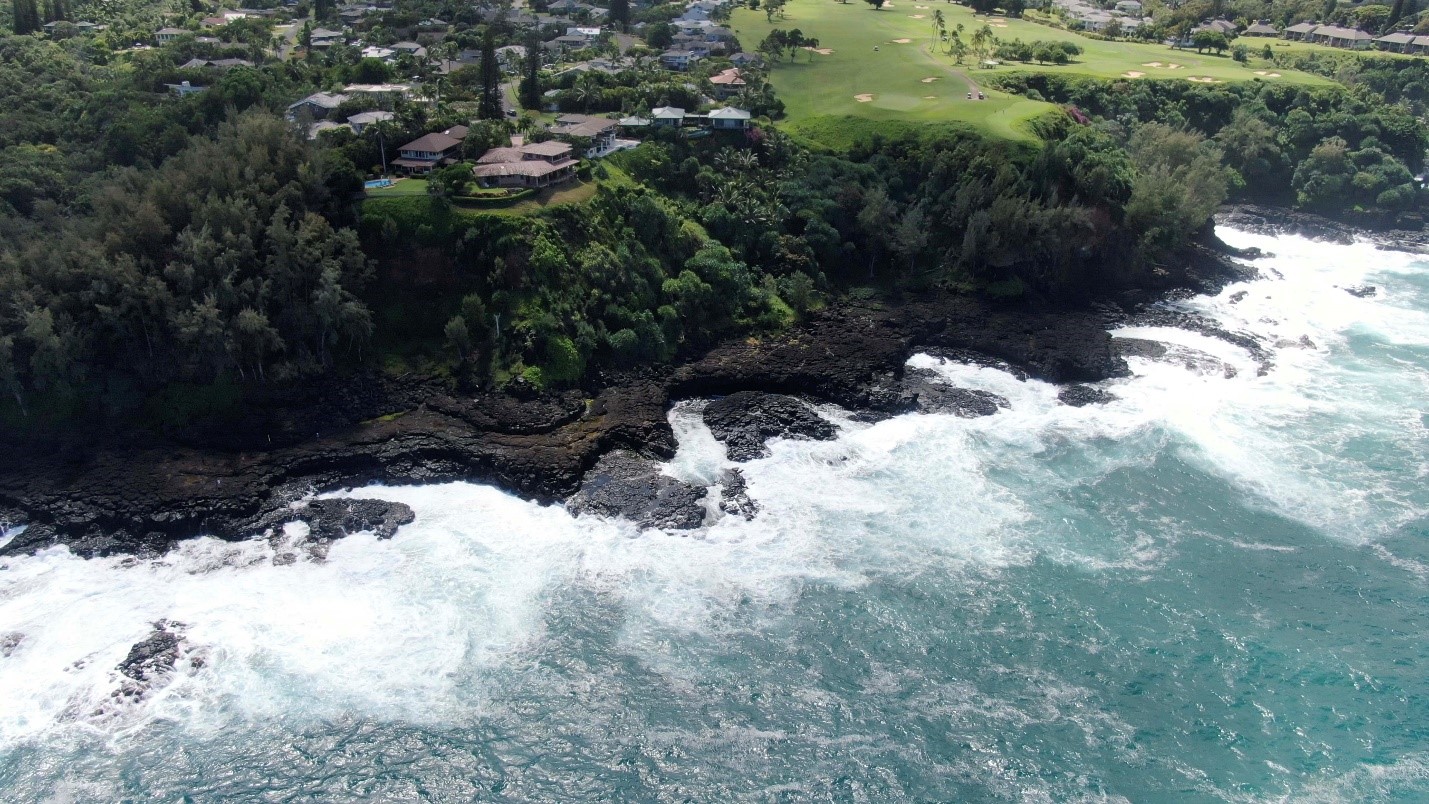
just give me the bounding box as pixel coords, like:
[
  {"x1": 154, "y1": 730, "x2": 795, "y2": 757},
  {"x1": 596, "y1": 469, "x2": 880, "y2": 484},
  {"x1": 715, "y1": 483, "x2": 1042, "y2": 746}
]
[
  {"x1": 364, "y1": 177, "x2": 431, "y2": 197},
  {"x1": 731, "y1": 0, "x2": 1333, "y2": 145}
]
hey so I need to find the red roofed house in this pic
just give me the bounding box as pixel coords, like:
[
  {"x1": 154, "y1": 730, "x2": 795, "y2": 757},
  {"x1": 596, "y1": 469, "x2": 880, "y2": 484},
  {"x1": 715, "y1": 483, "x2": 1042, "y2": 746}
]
[
  {"x1": 708, "y1": 67, "x2": 746, "y2": 100},
  {"x1": 393, "y1": 132, "x2": 463, "y2": 174},
  {"x1": 472, "y1": 141, "x2": 578, "y2": 189}
]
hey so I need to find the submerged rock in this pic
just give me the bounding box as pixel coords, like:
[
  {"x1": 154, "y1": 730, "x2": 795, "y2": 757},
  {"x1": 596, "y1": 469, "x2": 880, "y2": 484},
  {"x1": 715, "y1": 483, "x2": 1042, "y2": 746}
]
[
  {"x1": 0, "y1": 632, "x2": 23, "y2": 658},
  {"x1": 1345, "y1": 284, "x2": 1378, "y2": 298},
  {"x1": 717, "y1": 468, "x2": 758, "y2": 521},
  {"x1": 117, "y1": 623, "x2": 183, "y2": 685},
  {"x1": 703, "y1": 392, "x2": 837, "y2": 462},
  {"x1": 567, "y1": 451, "x2": 707, "y2": 530},
  {"x1": 1114, "y1": 337, "x2": 1240, "y2": 379},
  {"x1": 1058, "y1": 385, "x2": 1117, "y2": 407},
  {"x1": 261, "y1": 498, "x2": 415, "y2": 543}
]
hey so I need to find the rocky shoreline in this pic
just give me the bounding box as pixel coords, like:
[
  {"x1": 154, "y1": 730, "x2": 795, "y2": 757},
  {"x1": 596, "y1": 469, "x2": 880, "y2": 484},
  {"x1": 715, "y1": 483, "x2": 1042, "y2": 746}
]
[{"x1": 0, "y1": 213, "x2": 1359, "y2": 558}]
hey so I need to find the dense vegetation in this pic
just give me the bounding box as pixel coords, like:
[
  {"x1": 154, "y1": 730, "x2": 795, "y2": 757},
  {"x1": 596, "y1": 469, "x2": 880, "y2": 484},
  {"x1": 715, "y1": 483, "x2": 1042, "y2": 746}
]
[
  {"x1": 1, "y1": 2, "x2": 1427, "y2": 427},
  {"x1": 990, "y1": 70, "x2": 1427, "y2": 221}
]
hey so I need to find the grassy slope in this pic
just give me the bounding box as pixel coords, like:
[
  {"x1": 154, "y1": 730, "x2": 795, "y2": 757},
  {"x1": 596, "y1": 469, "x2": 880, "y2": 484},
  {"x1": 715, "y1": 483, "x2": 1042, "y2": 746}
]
[{"x1": 731, "y1": 0, "x2": 1333, "y2": 146}]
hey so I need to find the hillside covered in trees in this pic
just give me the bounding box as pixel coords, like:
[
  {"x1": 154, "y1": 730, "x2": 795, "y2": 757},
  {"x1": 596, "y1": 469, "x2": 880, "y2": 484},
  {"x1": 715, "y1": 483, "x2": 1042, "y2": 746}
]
[{"x1": 0, "y1": 11, "x2": 1425, "y2": 430}]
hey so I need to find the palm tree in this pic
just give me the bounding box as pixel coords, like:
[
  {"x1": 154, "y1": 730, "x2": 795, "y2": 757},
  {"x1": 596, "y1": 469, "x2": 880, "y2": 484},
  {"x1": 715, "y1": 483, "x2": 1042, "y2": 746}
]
[{"x1": 932, "y1": 10, "x2": 946, "y2": 47}]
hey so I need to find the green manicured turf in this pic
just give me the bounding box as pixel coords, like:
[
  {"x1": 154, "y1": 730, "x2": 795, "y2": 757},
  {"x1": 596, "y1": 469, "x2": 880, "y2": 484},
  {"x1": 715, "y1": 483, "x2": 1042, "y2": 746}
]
[
  {"x1": 364, "y1": 177, "x2": 431, "y2": 197},
  {"x1": 731, "y1": 0, "x2": 1334, "y2": 145}
]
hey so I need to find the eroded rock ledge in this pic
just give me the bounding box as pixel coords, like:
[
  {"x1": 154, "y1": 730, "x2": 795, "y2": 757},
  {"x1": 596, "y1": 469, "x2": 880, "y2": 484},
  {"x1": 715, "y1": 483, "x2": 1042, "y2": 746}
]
[{"x1": 0, "y1": 251, "x2": 1255, "y2": 558}]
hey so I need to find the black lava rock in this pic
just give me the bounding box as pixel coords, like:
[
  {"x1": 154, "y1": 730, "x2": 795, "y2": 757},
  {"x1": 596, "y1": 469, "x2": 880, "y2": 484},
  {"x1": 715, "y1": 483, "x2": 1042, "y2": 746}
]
[
  {"x1": 703, "y1": 392, "x2": 837, "y2": 462},
  {"x1": 1058, "y1": 385, "x2": 1117, "y2": 407},
  {"x1": 717, "y1": 468, "x2": 759, "y2": 520},
  {"x1": 567, "y1": 451, "x2": 707, "y2": 530}
]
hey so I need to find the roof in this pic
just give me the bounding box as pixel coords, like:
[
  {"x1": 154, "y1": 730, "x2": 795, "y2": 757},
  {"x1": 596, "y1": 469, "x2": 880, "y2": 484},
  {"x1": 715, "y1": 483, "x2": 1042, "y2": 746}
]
[
  {"x1": 473, "y1": 159, "x2": 577, "y2": 179},
  {"x1": 522, "y1": 140, "x2": 575, "y2": 157},
  {"x1": 1245, "y1": 22, "x2": 1279, "y2": 34},
  {"x1": 709, "y1": 69, "x2": 745, "y2": 86},
  {"x1": 708, "y1": 106, "x2": 750, "y2": 120},
  {"x1": 157, "y1": 27, "x2": 187, "y2": 35},
  {"x1": 1285, "y1": 22, "x2": 1318, "y2": 33},
  {"x1": 289, "y1": 92, "x2": 349, "y2": 109},
  {"x1": 347, "y1": 110, "x2": 394, "y2": 125},
  {"x1": 443, "y1": 125, "x2": 470, "y2": 140},
  {"x1": 476, "y1": 147, "x2": 526, "y2": 164},
  {"x1": 553, "y1": 118, "x2": 617, "y2": 137},
  {"x1": 1376, "y1": 32, "x2": 1416, "y2": 44},
  {"x1": 652, "y1": 106, "x2": 686, "y2": 119},
  {"x1": 1315, "y1": 25, "x2": 1373, "y2": 40},
  {"x1": 399, "y1": 132, "x2": 463, "y2": 153}
]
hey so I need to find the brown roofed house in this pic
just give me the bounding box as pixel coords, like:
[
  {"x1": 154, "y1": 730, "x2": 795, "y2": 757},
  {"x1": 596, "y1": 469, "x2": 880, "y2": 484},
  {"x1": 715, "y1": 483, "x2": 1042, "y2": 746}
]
[
  {"x1": 472, "y1": 141, "x2": 578, "y2": 188},
  {"x1": 394, "y1": 131, "x2": 463, "y2": 174}
]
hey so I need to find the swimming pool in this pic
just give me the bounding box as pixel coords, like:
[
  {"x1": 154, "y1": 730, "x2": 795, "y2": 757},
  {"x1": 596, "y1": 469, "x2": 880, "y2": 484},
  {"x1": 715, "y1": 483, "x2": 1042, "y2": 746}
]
[{"x1": 364, "y1": 178, "x2": 393, "y2": 189}]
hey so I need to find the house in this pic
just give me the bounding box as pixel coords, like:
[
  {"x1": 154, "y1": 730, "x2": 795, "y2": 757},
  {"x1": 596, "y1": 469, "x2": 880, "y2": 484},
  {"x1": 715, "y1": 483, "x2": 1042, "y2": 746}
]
[
  {"x1": 309, "y1": 27, "x2": 345, "y2": 47},
  {"x1": 347, "y1": 110, "x2": 394, "y2": 133},
  {"x1": 1113, "y1": 0, "x2": 1141, "y2": 13},
  {"x1": 729, "y1": 51, "x2": 762, "y2": 67},
  {"x1": 496, "y1": 44, "x2": 528, "y2": 70},
  {"x1": 156, "y1": 27, "x2": 188, "y2": 43},
  {"x1": 565, "y1": 26, "x2": 603, "y2": 42},
  {"x1": 551, "y1": 114, "x2": 619, "y2": 154},
  {"x1": 472, "y1": 141, "x2": 579, "y2": 188},
  {"x1": 708, "y1": 67, "x2": 746, "y2": 99},
  {"x1": 707, "y1": 106, "x2": 751, "y2": 130},
  {"x1": 393, "y1": 131, "x2": 464, "y2": 173},
  {"x1": 1191, "y1": 18, "x2": 1236, "y2": 35},
  {"x1": 661, "y1": 49, "x2": 702, "y2": 70},
  {"x1": 547, "y1": 34, "x2": 592, "y2": 53},
  {"x1": 1243, "y1": 21, "x2": 1278, "y2": 36},
  {"x1": 1375, "y1": 31, "x2": 1416, "y2": 52},
  {"x1": 343, "y1": 83, "x2": 413, "y2": 100},
  {"x1": 1283, "y1": 22, "x2": 1318, "y2": 41},
  {"x1": 360, "y1": 45, "x2": 396, "y2": 60},
  {"x1": 442, "y1": 124, "x2": 470, "y2": 140},
  {"x1": 180, "y1": 57, "x2": 254, "y2": 69},
  {"x1": 651, "y1": 106, "x2": 686, "y2": 127},
  {"x1": 391, "y1": 41, "x2": 427, "y2": 58},
  {"x1": 287, "y1": 92, "x2": 350, "y2": 120},
  {"x1": 166, "y1": 80, "x2": 206, "y2": 96},
  {"x1": 1312, "y1": 25, "x2": 1374, "y2": 49}
]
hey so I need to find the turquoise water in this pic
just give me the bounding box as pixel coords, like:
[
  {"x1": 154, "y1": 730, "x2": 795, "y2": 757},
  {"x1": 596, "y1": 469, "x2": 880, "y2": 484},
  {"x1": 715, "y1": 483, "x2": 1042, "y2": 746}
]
[{"x1": 2, "y1": 229, "x2": 1429, "y2": 801}]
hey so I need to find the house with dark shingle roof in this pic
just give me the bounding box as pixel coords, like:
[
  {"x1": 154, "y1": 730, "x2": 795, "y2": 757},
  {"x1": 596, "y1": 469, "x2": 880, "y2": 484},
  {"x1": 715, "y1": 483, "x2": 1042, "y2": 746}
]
[{"x1": 394, "y1": 132, "x2": 464, "y2": 173}]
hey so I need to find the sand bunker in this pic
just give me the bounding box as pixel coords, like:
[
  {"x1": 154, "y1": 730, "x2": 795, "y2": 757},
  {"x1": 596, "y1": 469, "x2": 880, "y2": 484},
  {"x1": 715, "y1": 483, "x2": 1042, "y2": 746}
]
[
  {"x1": 1254, "y1": 70, "x2": 1282, "y2": 77},
  {"x1": 923, "y1": 95, "x2": 937, "y2": 99},
  {"x1": 909, "y1": 14, "x2": 926, "y2": 19},
  {"x1": 1122, "y1": 71, "x2": 1145, "y2": 78},
  {"x1": 994, "y1": 23, "x2": 1007, "y2": 27},
  {"x1": 803, "y1": 47, "x2": 834, "y2": 55},
  {"x1": 1142, "y1": 62, "x2": 1162, "y2": 67},
  {"x1": 915, "y1": 4, "x2": 929, "y2": 7},
  {"x1": 1166, "y1": 63, "x2": 1183, "y2": 69},
  {"x1": 920, "y1": 76, "x2": 940, "y2": 83},
  {"x1": 991, "y1": 16, "x2": 1006, "y2": 22},
  {"x1": 891, "y1": 38, "x2": 913, "y2": 44},
  {"x1": 1187, "y1": 76, "x2": 1221, "y2": 83},
  {"x1": 854, "y1": 93, "x2": 875, "y2": 102}
]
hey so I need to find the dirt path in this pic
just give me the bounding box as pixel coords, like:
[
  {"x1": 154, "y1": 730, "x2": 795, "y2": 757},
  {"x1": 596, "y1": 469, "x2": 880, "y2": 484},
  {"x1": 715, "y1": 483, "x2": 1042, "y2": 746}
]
[{"x1": 921, "y1": 43, "x2": 981, "y2": 95}]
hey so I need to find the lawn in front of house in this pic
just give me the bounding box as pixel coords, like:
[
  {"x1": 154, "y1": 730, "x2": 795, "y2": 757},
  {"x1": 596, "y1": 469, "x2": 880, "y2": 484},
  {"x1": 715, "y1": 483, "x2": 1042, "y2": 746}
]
[
  {"x1": 730, "y1": 0, "x2": 1333, "y2": 146},
  {"x1": 364, "y1": 177, "x2": 432, "y2": 197}
]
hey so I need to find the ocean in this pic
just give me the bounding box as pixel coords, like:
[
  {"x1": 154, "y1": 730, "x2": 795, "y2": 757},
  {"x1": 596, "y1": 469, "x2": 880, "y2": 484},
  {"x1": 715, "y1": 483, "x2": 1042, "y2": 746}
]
[{"x1": 2, "y1": 228, "x2": 1428, "y2": 801}]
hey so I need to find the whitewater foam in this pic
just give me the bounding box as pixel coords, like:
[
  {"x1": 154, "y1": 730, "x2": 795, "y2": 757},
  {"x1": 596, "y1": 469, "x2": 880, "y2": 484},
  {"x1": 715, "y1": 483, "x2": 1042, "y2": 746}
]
[{"x1": 2, "y1": 227, "x2": 1429, "y2": 800}]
